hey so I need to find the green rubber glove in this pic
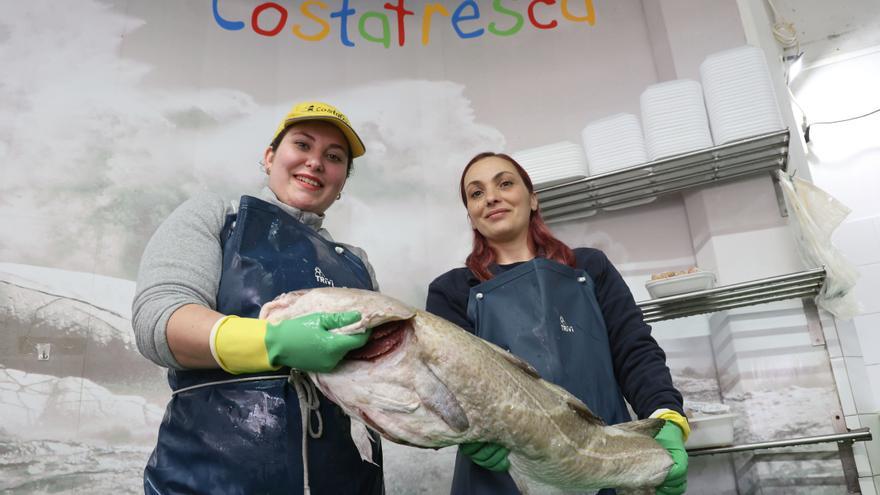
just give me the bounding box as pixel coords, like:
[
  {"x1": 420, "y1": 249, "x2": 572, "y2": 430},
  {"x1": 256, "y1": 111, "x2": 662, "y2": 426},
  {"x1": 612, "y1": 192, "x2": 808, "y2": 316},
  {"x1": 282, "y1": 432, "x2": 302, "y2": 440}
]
[
  {"x1": 654, "y1": 421, "x2": 688, "y2": 495},
  {"x1": 460, "y1": 442, "x2": 510, "y2": 472},
  {"x1": 211, "y1": 311, "x2": 370, "y2": 374}
]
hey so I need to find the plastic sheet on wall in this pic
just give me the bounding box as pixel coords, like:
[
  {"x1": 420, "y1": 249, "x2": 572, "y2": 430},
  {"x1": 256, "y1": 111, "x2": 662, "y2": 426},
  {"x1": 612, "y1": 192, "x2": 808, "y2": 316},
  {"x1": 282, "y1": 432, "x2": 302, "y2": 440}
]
[{"x1": 776, "y1": 171, "x2": 861, "y2": 319}]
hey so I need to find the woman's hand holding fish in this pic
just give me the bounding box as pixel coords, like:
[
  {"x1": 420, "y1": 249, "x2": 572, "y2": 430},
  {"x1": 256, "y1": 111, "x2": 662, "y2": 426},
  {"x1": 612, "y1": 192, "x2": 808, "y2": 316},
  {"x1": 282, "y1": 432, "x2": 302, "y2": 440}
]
[
  {"x1": 654, "y1": 421, "x2": 688, "y2": 495},
  {"x1": 210, "y1": 311, "x2": 370, "y2": 374},
  {"x1": 460, "y1": 442, "x2": 511, "y2": 472}
]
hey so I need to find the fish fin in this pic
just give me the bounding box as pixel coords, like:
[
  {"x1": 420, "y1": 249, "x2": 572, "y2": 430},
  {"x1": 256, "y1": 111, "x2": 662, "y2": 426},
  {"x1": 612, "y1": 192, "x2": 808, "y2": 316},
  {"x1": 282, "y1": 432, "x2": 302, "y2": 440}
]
[
  {"x1": 613, "y1": 418, "x2": 666, "y2": 437},
  {"x1": 350, "y1": 419, "x2": 378, "y2": 466},
  {"x1": 417, "y1": 363, "x2": 470, "y2": 432},
  {"x1": 483, "y1": 341, "x2": 541, "y2": 379},
  {"x1": 566, "y1": 398, "x2": 607, "y2": 427}
]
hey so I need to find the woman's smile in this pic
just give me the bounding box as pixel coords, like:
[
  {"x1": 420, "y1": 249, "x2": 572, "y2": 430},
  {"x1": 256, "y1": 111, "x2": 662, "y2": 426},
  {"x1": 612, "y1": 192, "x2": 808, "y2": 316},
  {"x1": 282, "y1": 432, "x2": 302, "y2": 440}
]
[
  {"x1": 485, "y1": 208, "x2": 510, "y2": 220},
  {"x1": 294, "y1": 173, "x2": 323, "y2": 190}
]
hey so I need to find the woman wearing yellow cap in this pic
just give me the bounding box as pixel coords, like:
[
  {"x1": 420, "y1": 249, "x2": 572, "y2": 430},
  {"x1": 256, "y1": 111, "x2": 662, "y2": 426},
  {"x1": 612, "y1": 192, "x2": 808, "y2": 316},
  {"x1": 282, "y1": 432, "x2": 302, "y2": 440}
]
[{"x1": 133, "y1": 102, "x2": 383, "y2": 494}]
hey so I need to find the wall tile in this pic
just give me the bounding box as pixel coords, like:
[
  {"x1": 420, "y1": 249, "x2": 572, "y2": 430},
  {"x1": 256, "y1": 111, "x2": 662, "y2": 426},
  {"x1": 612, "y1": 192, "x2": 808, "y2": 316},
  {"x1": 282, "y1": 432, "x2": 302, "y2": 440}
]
[
  {"x1": 833, "y1": 217, "x2": 880, "y2": 266},
  {"x1": 833, "y1": 356, "x2": 857, "y2": 416},
  {"x1": 699, "y1": 227, "x2": 803, "y2": 287},
  {"x1": 847, "y1": 415, "x2": 863, "y2": 429},
  {"x1": 854, "y1": 263, "x2": 880, "y2": 314},
  {"x1": 860, "y1": 413, "x2": 880, "y2": 476},
  {"x1": 863, "y1": 476, "x2": 879, "y2": 495},
  {"x1": 848, "y1": 357, "x2": 878, "y2": 414},
  {"x1": 837, "y1": 317, "x2": 864, "y2": 358},
  {"x1": 867, "y1": 364, "x2": 880, "y2": 414},
  {"x1": 856, "y1": 442, "x2": 873, "y2": 477},
  {"x1": 823, "y1": 311, "x2": 842, "y2": 359},
  {"x1": 848, "y1": 415, "x2": 873, "y2": 477},
  {"x1": 856, "y1": 313, "x2": 880, "y2": 365}
]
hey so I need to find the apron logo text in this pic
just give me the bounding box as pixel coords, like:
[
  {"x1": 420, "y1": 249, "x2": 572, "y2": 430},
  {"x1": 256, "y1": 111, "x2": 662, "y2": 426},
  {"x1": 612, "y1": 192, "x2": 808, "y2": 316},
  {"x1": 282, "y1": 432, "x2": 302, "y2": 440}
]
[
  {"x1": 559, "y1": 315, "x2": 574, "y2": 333},
  {"x1": 314, "y1": 267, "x2": 335, "y2": 287}
]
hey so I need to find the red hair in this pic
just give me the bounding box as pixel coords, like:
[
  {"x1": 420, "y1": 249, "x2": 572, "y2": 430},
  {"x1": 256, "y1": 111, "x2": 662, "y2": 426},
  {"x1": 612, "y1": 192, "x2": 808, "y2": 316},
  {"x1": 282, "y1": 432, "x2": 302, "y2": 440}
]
[{"x1": 460, "y1": 152, "x2": 576, "y2": 281}]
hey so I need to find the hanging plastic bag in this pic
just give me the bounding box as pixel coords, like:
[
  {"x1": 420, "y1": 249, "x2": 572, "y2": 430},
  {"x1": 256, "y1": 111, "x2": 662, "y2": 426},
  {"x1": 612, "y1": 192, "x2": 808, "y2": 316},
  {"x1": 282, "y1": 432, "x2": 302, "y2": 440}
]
[{"x1": 775, "y1": 170, "x2": 861, "y2": 319}]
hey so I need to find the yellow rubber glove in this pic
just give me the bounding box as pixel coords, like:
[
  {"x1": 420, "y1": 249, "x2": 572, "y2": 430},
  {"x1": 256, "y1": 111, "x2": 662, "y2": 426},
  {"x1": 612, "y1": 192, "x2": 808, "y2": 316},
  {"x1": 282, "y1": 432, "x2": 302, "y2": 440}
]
[{"x1": 210, "y1": 312, "x2": 370, "y2": 374}]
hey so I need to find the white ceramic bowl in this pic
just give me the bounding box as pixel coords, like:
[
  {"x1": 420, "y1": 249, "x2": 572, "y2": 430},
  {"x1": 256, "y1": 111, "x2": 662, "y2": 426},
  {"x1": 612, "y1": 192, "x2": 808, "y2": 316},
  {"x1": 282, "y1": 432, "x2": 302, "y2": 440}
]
[{"x1": 645, "y1": 271, "x2": 716, "y2": 298}]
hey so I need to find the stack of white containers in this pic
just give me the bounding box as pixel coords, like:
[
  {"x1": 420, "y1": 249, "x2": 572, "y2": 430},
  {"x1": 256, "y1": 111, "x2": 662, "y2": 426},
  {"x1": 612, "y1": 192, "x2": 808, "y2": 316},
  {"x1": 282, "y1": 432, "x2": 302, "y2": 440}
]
[
  {"x1": 640, "y1": 79, "x2": 714, "y2": 160},
  {"x1": 581, "y1": 113, "x2": 654, "y2": 210},
  {"x1": 700, "y1": 45, "x2": 784, "y2": 144},
  {"x1": 510, "y1": 141, "x2": 589, "y2": 188},
  {"x1": 580, "y1": 113, "x2": 648, "y2": 174}
]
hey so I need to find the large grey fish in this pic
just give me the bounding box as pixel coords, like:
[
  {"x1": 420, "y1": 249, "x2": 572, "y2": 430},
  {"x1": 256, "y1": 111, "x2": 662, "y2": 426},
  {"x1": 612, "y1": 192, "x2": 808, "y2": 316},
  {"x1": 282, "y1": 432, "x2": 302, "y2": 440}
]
[{"x1": 261, "y1": 287, "x2": 673, "y2": 493}]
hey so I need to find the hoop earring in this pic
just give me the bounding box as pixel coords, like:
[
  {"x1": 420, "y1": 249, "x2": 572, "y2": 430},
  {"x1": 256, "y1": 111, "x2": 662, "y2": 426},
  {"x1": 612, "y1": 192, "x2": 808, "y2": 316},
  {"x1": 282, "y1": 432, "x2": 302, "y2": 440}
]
[{"x1": 337, "y1": 192, "x2": 342, "y2": 200}]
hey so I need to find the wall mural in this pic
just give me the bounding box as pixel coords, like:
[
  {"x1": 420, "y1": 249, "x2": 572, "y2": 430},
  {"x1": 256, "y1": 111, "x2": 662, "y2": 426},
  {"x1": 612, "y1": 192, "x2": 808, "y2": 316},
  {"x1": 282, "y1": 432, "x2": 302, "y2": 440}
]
[{"x1": 0, "y1": 0, "x2": 848, "y2": 493}]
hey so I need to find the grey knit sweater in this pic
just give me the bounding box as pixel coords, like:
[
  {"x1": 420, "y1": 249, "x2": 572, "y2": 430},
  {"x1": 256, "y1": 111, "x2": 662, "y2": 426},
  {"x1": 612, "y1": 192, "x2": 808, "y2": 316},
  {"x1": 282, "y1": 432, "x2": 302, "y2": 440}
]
[{"x1": 131, "y1": 187, "x2": 378, "y2": 370}]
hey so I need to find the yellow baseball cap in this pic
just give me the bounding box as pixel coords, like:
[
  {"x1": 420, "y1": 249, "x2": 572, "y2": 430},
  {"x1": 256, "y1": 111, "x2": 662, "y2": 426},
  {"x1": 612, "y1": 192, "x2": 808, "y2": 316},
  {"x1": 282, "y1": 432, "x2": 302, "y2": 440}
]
[{"x1": 271, "y1": 101, "x2": 366, "y2": 158}]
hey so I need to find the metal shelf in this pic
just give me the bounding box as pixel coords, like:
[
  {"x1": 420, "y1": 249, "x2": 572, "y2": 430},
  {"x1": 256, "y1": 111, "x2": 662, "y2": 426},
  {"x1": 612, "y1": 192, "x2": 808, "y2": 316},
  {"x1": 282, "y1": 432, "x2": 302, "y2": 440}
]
[
  {"x1": 535, "y1": 129, "x2": 790, "y2": 223},
  {"x1": 636, "y1": 267, "x2": 826, "y2": 323},
  {"x1": 688, "y1": 427, "x2": 872, "y2": 457}
]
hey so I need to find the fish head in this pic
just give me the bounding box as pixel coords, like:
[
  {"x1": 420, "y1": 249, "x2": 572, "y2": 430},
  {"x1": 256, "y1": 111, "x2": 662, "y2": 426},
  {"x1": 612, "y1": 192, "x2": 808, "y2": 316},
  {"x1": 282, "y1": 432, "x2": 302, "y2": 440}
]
[
  {"x1": 260, "y1": 288, "x2": 470, "y2": 447},
  {"x1": 261, "y1": 287, "x2": 418, "y2": 361}
]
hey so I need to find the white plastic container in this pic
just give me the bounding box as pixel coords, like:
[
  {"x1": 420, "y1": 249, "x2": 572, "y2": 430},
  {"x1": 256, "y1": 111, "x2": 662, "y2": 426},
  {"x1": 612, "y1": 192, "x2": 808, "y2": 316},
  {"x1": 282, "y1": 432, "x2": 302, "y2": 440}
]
[
  {"x1": 511, "y1": 141, "x2": 589, "y2": 188},
  {"x1": 580, "y1": 114, "x2": 656, "y2": 211},
  {"x1": 686, "y1": 413, "x2": 737, "y2": 449},
  {"x1": 640, "y1": 79, "x2": 714, "y2": 160},
  {"x1": 581, "y1": 113, "x2": 649, "y2": 174},
  {"x1": 645, "y1": 271, "x2": 716, "y2": 298},
  {"x1": 700, "y1": 45, "x2": 784, "y2": 144}
]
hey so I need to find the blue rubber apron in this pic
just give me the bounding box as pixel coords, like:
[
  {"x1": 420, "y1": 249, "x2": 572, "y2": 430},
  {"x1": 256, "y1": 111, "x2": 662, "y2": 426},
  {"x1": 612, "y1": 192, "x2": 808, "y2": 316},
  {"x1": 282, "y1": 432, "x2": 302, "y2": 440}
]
[
  {"x1": 451, "y1": 258, "x2": 630, "y2": 495},
  {"x1": 144, "y1": 196, "x2": 384, "y2": 495}
]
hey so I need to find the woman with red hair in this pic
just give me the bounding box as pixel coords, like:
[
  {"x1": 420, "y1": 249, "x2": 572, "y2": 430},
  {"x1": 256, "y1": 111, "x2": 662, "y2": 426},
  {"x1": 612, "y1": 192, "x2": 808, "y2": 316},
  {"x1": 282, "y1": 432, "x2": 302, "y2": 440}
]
[{"x1": 427, "y1": 152, "x2": 689, "y2": 495}]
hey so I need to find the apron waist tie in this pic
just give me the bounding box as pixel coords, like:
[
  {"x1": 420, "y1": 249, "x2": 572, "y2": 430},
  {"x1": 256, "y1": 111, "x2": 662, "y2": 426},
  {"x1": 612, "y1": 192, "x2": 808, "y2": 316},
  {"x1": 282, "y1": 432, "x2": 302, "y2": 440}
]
[
  {"x1": 289, "y1": 370, "x2": 323, "y2": 495},
  {"x1": 170, "y1": 375, "x2": 287, "y2": 396}
]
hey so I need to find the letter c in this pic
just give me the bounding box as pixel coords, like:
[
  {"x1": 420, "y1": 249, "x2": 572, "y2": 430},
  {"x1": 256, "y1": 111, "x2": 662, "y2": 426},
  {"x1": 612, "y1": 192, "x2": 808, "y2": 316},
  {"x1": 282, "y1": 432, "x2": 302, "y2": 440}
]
[
  {"x1": 213, "y1": 0, "x2": 245, "y2": 30},
  {"x1": 528, "y1": 0, "x2": 558, "y2": 29}
]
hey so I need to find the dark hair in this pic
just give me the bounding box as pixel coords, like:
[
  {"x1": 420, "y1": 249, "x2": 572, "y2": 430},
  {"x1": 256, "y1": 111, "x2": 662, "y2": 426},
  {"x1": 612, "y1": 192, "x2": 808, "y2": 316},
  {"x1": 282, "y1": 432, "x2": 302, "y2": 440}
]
[
  {"x1": 460, "y1": 152, "x2": 576, "y2": 281},
  {"x1": 271, "y1": 125, "x2": 354, "y2": 177}
]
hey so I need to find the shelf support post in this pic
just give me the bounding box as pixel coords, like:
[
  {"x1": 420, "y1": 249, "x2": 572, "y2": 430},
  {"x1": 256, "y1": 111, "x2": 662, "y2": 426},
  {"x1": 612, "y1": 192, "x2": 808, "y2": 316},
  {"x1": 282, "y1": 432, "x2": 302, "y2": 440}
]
[
  {"x1": 771, "y1": 170, "x2": 789, "y2": 217},
  {"x1": 832, "y1": 413, "x2": 863, "y2": 494}
]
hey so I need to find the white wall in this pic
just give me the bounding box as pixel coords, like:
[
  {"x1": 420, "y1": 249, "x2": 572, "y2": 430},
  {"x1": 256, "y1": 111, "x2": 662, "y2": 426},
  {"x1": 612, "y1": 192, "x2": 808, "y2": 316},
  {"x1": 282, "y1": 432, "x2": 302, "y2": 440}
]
[{"x1": 794, "y1": 47, "x2": 880, "y2": 221}]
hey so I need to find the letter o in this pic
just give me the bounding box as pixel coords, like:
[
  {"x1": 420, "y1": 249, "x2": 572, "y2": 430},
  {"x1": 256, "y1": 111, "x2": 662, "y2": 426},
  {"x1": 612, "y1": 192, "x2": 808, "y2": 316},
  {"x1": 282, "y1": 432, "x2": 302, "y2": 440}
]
[{"x1": 252, "y1": 2, "x2": 288, "y2": 36}]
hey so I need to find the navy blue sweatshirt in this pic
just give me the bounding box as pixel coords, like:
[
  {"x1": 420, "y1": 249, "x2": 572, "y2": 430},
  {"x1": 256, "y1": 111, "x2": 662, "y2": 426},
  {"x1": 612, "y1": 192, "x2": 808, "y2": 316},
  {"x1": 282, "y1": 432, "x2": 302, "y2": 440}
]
[{"x1": 425, "y1": 247, "x2": 683, "y2": 419}]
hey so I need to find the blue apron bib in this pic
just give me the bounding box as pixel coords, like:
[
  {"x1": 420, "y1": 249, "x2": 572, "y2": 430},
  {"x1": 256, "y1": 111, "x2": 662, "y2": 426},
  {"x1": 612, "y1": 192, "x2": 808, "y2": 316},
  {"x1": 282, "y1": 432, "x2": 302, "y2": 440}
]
[
  {"x1": 144, "y1": 196, "x2": 383, "y2": 495},
  {"x1": 450, "y1": 258, "x2": 629, "y2": 495}
]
